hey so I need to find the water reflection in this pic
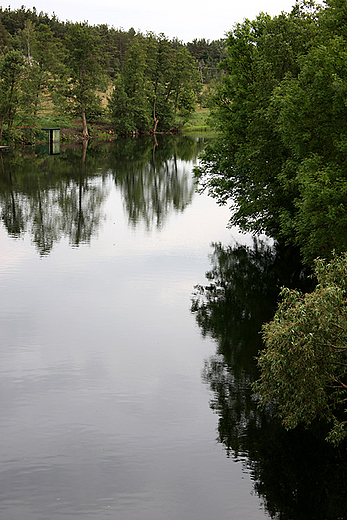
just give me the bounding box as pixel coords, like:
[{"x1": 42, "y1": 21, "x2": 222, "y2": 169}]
[
  {"x1": 0, "y1": 141, "x2": 108, "y2": 255},
  {"x1": 192, "y1": 239, "x2": 347, "y2": 519},
  {"x1": 59, "y1": 140, "x2": 107, "y2": 248},
  {"x1": 110, "y1": 137, "x2": 196, "y2": 229},
  {"x1": 0, "y1": 135, "x2": 205, "y2": 255}
]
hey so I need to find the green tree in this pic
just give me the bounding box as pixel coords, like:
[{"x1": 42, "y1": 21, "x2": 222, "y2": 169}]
[
  {"x1": 194, "y1": 1, "x2": 320, "y2": 242},
  {"x1": 145, "y1": 33, "x2": 174, "y2": 132},
  {"x1": 0, "y1": 18, "x2": 11, "y2": 49},
  {"x1": 186, "y1": 38, "x2": 226, "y2": 84},
  {"x1": 94, "y1": 25, "x2": 135, "y2": 78},
  {"x1": 170, "y1": 45, "x2": 200, "y2": 122},
  {"x1": 60, "y1": 22, "x2": 106, "y2": 138},
  {"x1": 146, "y1": 36, "x2": 199, "y2": 131},
  {"x1": 254, "y1": 253, "x2": 347, "y2": 445},
  {"x1": 108, "y1": 37, "x2": 151, "y2": 133},
  {"x1": 30, "y1": 23, "x2": 63, "y2": 117},
  {"x1": 0, "y1": 49, "x2": 24, "y2": 140},
  {"x1": 122, "y1": 37, "x2": 151, "y2": 130},
  {"x1": 18, "y1": 22, "x2": 64, "y2": 131},
  {"x1": 270, "y1": 29, "x2": 347, "y2": 262},
  {"x1": 108, "y1": 75, "x2": 134, "y2": 134},
  {"x1": 194, "y1": 0, "x2": 347, "y2": 264},
  {"x1": 109, "y1": 33, "x2": 200, "y2": 134}
]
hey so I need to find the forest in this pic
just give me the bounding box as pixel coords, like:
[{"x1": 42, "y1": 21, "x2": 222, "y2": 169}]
[{"x1": 0, "y1": 5, "x2": 226, "y2": 140}]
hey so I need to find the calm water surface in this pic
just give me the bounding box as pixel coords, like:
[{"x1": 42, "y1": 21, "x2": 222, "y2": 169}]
[
  {"x1": 0, "y1": 137, "x2": 267, "y2": 520},
  {"x1": 1, "y1": 136, "x2": 347, "y2": 520}
]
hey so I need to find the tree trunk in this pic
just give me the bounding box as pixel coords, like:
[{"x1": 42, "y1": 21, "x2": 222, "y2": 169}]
[
  {"x1": 152, "y1": 97, "x2": 158, "y2": 134},
  {"x1": 81, "y1": 99, "x2": 89, "y2": 139},
  {"x1": 79, "y1": 65, "x2": 89, "y2": 139},
  {"x1": 0, "y1": 115, "x2": 4, "y2": 141},
  {"x1": 34, "y1": 84, "x2": 41, "y2": 117}
]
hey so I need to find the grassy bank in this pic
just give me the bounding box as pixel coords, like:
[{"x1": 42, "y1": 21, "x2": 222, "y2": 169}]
[{"x1": 181, "y1": 107, "x2": 211, "y2": 133}]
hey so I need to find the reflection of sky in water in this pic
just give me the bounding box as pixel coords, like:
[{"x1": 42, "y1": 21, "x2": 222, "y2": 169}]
[{"x1": 0, "y1": 171, "x2": 268, "y2": 520}]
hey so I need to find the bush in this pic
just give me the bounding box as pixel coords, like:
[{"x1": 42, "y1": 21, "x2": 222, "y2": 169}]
[{"x1": 254, "y1": 252, "x2": 347, "y2": 445}]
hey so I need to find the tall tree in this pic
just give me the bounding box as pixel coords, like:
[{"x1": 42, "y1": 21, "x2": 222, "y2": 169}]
[
  {"x1": 61, "y1": 22, "x2": 106, "y2": 138},
  {"x1": 31, "y1": 23, "x2": 63, "y2": 116},
  {"x1": 109, "y1": 33, "x2": 200, "y2": 134},
  {"x1": 186, "y1": 38, "x2": 226, "y2": 84},
  {"x1": 0, "y1": 49, "x2": 24, "y2": 140},
  {"x1": 268, "y1": 2, "x2": 347, "y2": 263},
  {"x1": 194, "y1": 1, "x2": 320, "y2": 246},
  {"x1": 0, "y1": 18, "x2": 11, "y2": 49},
  {"x1": 18, "y1": 22, "x2": 64, "y2": 129}
]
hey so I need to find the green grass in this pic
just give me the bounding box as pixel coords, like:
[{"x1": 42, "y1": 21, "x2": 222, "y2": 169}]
[
  {"x1": 182, "y1": 107, "x2": 211, "y2": 133},
  {"x1": 35, "y1": 114, "x2": 76, "y2": 129}
]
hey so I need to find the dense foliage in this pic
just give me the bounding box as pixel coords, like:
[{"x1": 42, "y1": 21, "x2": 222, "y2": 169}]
[
  {"x1": 0, "y1": 6, "x2": 225, "y2": 140},
  {"x1": 254, "y1": 253, "x2": 347, "y2": 445},
  {"x1": 191, "y1": 0, "x2": 347, "y2": 446},
  {"x1": 108, "y1": 34, "x2": 200, "y2": 133},
  {"x1": 195, "y1": 0, "x2": 347, "y2": 264},
  {"x1": 186, "y1": 38, "x2": 227, "y2": 84}
]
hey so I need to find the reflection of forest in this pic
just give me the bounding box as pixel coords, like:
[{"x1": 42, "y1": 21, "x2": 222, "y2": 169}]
[
  {"x1": 0, "y1": 142, "x2": 109, "y2": 255},
  {"x1": 0, "y1": 135, "x2": 205, "y2": 255},
  {"x1": 109, "y1": 135, "x2": 202, "y2": 229},
  {"x1": 192, "y1": 240, "x2": 347, "y2": 519}
]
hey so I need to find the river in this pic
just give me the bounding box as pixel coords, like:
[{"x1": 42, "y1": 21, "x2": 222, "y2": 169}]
[{"x1": 0, "y1": 135, "x2": 346, "y2": 520}]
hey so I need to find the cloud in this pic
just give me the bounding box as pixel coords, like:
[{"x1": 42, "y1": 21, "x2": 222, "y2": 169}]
[{"x1": 6, "y1": 0, "x2": 297, "y2": 41}]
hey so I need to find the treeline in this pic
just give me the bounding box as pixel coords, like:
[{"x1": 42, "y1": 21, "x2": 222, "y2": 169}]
[{"x1": 0, "y1": 6, "x2": 226, "y2": 141}]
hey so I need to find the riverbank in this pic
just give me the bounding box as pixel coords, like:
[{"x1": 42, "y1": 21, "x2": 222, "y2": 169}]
[
  {"x1": 0, "y1": 107, "x2": 211, "y2": 146},
  {"x1": 60, "y1": 107, "x2": 211, "y2": 141}
]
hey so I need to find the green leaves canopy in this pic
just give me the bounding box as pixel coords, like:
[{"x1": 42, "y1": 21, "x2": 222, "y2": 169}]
[
  {"x1": 108, "y1": 34, "x2": 200, "y2": 133},
  {"x1": 195, "y1": 0, "x2": 347, "y2": 264},
  {"x1": 57, "y1": 23, "x2": 106, "y2": 137},
  {"x1": 271, "y1": 33, "x2": 347, "y2": 262},
  {"x1": 0, "y1": 49, "x2": 24, "y2": 137}
]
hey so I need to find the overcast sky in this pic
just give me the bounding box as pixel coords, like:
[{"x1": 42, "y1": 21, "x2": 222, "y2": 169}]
[{"x1": 4, "y1": 0, "x2": 298, "y2": 42}]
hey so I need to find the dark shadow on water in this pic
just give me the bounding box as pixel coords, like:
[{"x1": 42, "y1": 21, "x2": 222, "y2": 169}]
[{"x1": 192, "y1": 238, "x2": 347, "y2": 519}]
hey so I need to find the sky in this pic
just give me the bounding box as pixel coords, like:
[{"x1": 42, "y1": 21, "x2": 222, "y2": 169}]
[{"x1": 3, "y1": 0, "x2": 298, "y2": 42}]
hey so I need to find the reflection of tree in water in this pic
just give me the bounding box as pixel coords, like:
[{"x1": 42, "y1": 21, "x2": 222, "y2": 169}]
[
  {"x1": 0, "y1": 142, "x2": 108, "y2": 256},
  {"x1": 58, "y1": 141, "x2": 106, "y2": 248},
  {"x1": 110, "y1": 135, "x2": 202, "y2": 229},
  {"x1": 118, "y1": 155, "x2": 194, "y2": 229},
  {"x1": 192, "y1": 239, "x2": 347, "y2": 519},
  {"x1": 57, "y1": 178, "x2": 106, "y2": 248},
  {"x1": 29, "y1": 187, "x2": 64, "y2": 255},
  {"x1": 0, "y1": 135, "x2": 204, "y2": 254},
  {"x1": 0, "y1": 154, "x2": 26, "y2": 237}
]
